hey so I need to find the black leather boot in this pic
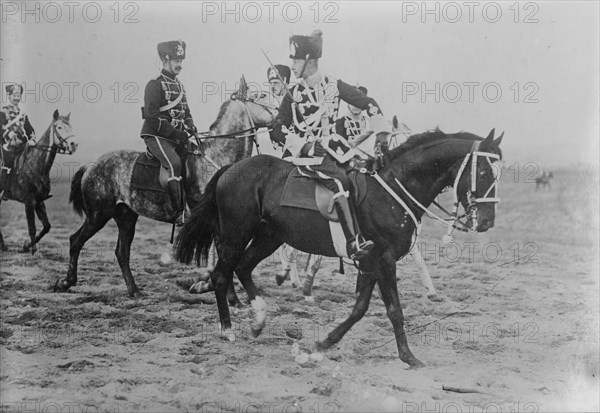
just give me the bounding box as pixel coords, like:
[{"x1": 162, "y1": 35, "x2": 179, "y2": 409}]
[
  {"x1": 167, "y1": 179, "x2": 185, "y2": 226},
  {"x1": 333, "y1": 192, "x2": 374, "y2": 260}
]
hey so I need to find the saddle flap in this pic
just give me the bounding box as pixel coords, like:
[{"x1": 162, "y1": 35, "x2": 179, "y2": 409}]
[{"x1": 130, "y1": 152, "x2": 167, "y2": 193}]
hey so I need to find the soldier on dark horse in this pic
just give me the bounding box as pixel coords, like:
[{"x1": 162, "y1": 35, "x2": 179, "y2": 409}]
[
  {"x1": 141, "y1": 40, "x2": 196, "y2": 226},
  {"x1": 1, "y1": 83, "x2": 37, "y2": 200},
  {"x1": 270, "y1": 30, "x2": 385, "y2": 261}
]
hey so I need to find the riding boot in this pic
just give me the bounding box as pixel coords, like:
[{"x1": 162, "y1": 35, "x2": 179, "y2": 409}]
[
  {"x1": 0, "y1": 167, "x2": 11, "y2": 201},
  {"x1": 333, "y1": 191, "x2": 374, "y2": 260},
  {"x1": 167, "y1": 179, "x2": 185, "y2": 227}
]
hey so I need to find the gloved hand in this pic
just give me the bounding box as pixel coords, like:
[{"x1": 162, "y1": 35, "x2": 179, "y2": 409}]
[
  {"x1": 299, "y1": 142, "x2": 313, "y2": 157},
  {"x1": 312, "y1": 140, "x2": 327, "y2": 157},
  {"x1": 185, "y1": 124, "x2": 197, "y2": 135},
  {"x1": 172, "y1": 129, "x2": 189, "y2": 143}
]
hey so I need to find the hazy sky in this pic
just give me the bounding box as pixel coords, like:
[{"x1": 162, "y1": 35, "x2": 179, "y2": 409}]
[{"x1": 1, "y1": 1, "x2": 598, "y2": 169}]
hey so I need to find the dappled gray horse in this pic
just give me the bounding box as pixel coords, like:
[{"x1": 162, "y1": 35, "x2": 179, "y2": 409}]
[
  {"x1": 0, "y1": 110, "x2": 76, "y2": 254},
  {"x1": 54, "y1": 82, "x2": 276, "y2": 297}
]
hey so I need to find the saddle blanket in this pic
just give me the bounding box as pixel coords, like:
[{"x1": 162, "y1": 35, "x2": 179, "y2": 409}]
[{"x1": 130, "y1": 152, "x2": 166, "y2": 193}]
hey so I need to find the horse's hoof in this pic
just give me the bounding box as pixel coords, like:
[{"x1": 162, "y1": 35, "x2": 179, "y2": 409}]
[
  {"x1": 251, "y1": 324, "x2": 264, "y2": 338},
  {"x1": 189, "y1": 280, "x2": 213, "y2": 294},
  {"x1": 129, "y1": 289, "x2": 147, "y2": 298},
  {"x1": 304, "y1": 296, "x2": 315, "y2": 304},
  {"x1": 313, "y1": 340, "x2": 331, "y2": 351},
  {"x1": 52, "y1": 279, "x2": 71, "y2": 293},
  {"x1": 275, "y1": 274, "x2": 287, "y2": 286},
  {"x1": 220, "y1": 329, "x2": 236, "y2": 342},
  {"x1": 408, "y1": 358, "x2": 426, "y2": 369},
  {"x1": 426, "y1": 293, "x2": 444, "y2": 302}
]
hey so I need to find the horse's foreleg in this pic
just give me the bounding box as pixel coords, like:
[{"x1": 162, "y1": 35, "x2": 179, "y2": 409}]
[
  {"x1": 377, "y1": 257, "x2": 424, "y2": 368},
  {"x1": 113, "y1": 205, "x2": 142, "y2": 298},
  {"x1": 302, "y1": 254, "x2": 322, "y2": 300},
  {"x1": 315, "y1": 268, "x2": 377, "y2": 350},
  {"x1": 410, "y1": 245, "x2": 437, "y2": 299},
  {"x1": 23, "y1": 200, "x2": 37, "y2": 254},
  {"x1": 276, "y1": 244, "x2": 297, "y2": 286},
  {"x1": 33, "y1": 202, "x2": 51, "y2": 245},
  {"x1": 0, "y1": 200, "x2": 6, "y2": 251},
  {"x1": 55, "y1": 214, "x2": 110, "y2": 292}
]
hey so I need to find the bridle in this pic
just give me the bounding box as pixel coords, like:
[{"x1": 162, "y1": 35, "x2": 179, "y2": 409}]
[
  {"x1": 371, "y1": 139, "x2": 501, "y2": 245},
  {"x1": 30, "y1": 118, "x2": 76, "y2": 154},
  {"x1": 184, "y1": 91, "x2": 278, "y2": 167}
]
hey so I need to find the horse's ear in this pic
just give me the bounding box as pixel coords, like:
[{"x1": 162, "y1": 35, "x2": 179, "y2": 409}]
[
  {"x1": 237, "y1": 75, "x2": 248, "y2": 100},
  {"x1": 53, "y1": 109, "x2": 59, "y2": 120},
  {"x1": 392, "y1": 115, "x2": 399, "y2": 131},
  {"x1": 493, "y1": 131, "x2": 504, "y2": 148},
  {"x1": 65, "y1": 112, "x2": 71, "y2": 121}
]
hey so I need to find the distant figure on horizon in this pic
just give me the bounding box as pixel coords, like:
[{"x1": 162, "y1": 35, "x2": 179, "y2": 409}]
[{"x1": 535, "y1": 171, "x2": 554, "y2": 191}]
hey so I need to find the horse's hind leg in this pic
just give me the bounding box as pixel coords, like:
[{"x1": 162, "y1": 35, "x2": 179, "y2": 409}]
[
  {"x1": 302, "y1": 254, "x2": 323, "y2": 301},
  {"x1": 113, "y1": 204, "x2": 142, "y2": 297},
  {"x1": 234, "y1": 226, "x2": 283, "y2": 337},
  {"x1": 54, "y1": 212, "x2": 111, "y2": 292}
]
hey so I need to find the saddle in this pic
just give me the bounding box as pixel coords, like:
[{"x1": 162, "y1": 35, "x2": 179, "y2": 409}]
[
  {"x1": 130, "y1": 151, "x2": 189, "y2": 193},
  {"x1": 280, "y1": 166, "x2": 367, "y2": 222}
]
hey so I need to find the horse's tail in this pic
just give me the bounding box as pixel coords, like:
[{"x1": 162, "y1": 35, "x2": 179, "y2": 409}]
[
  {"x1": 69, "y1": 165, "x2": 87, "y2": 216},
  {"x1": 175, "y1": 164, "x2": 232, "y2": 266}
]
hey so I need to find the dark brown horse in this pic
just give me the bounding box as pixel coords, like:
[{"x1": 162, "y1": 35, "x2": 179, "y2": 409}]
[
  {"x1": 175, "y1": 128, "x2": 503, "y2": 368},
  {"x1": 53, "y1": 81, "x2": 277, "y2": 297},
  {"x1": 0, "y1": 110, "x2": 76, "y2": 253}
]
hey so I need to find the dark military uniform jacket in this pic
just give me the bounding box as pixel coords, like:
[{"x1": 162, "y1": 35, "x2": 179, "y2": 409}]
[
  {"x1": 335, "y1": 114, "x2": 368, "y2": 141},
  {"x1": 1, "y1": 104, "x2": 35, "y2": 150},
  {"x1": 270, "y1": 74, "x2": 381, "y2": 160},
  {"x1": 140, "y1": 69, "x2": 195, "y2": 142}
]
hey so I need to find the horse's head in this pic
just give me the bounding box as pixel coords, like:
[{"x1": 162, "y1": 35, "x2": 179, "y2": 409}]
[
  {"x1": 228, "y1": 75, "x2": 278, "y2": 129},
  {"x1": 51, "y1": 109, "x2": 77, "y2": 154},
  {"x1": 454, "y1": 128, "x2": 503, "y2": 232}
]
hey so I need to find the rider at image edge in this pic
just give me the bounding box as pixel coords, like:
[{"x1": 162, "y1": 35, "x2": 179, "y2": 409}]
[
  {"x1": 1, "y1": 83, "x2": 37, "y2": 200},
  {"x1": 269, "y1": 29, "x2": 387, "y2": 261},
  {"x1": 140, "y1": 40, "x2": 197, "y2": 226}
]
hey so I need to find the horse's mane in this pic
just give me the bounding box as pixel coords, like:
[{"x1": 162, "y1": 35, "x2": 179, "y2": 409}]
[
  {"x1": 389, "y1": 128, "x2": 481, "y2": 158},
  {"x1": 209, "y1": 100, "x2": 233, "y2": 131}
]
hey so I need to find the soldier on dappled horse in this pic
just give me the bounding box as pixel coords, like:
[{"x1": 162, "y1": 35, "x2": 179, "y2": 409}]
[
  {"x1": 141, "y1": 40, "x2": 196, "y2": 226},
  {"x1": 270, "y1": 30, "x2": 385, "y2": 261},
  {"x1": 0, "y1": 83, "x2": 37, "y2": 200}
]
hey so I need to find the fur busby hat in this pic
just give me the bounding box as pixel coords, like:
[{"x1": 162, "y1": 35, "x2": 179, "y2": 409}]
[
  {"x1": 357, "y1": 86, "x2": 368, "y2": 95},
  {"x1": 267, "y1": 65, "x2": 291, "y2": 84},
  {"x1": 5, "y1": 83, "x2": 23, "y2": 95},
  {"x1": 157, "y1": 40, "x2": 186, "y2": 61},
  {"x1": 289, "y1": 29, "x2": 323, "y2": 60}
]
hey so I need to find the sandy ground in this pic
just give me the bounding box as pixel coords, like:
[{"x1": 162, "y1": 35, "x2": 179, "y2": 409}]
[{"x1": 1, "y1": 167, "x2": 598, "y2": 412}]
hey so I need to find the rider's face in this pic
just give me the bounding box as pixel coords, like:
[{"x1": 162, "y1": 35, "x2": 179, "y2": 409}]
[
  {"x1": 164, "y1": 59, "x2": 183, "y2": 75},
  {"x1": 348, "y1": 103, "x2": 362, "y2": 116},
  {"x1": 270, "y1": 80, "x2": 285, "y2": 97},
  {"x1": 9, "y1": 90, "x2": 21, "y2": 106}
]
